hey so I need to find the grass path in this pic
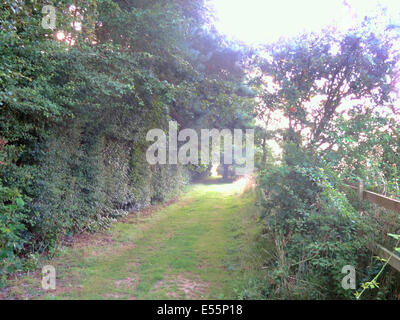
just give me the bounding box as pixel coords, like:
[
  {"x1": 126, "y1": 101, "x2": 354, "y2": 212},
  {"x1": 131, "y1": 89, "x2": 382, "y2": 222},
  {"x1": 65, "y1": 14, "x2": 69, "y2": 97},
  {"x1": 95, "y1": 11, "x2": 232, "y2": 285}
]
[{"x1": 4, "y1": 177, "x2": 269, "y2": 300}]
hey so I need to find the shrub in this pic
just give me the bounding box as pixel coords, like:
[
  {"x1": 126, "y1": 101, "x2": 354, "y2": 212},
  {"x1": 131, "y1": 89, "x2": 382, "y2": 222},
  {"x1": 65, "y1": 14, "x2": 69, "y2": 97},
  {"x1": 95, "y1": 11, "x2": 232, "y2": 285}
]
[{"x1": 257, "y1": 143, "x2": 370, "y2": 299}]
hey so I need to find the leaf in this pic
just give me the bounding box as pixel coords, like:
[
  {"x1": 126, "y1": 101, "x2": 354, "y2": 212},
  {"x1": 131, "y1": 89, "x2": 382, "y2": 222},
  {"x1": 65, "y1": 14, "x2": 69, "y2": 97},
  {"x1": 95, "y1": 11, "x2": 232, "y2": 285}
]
[
  {"x1": 388, "y1": 233, "x2": 400, "y2": 240},
  {"x1": 15, "y1": 197, "x2": 24, "y2": 207},
  {"x1": 374, "y1": 256, "x2": 387, "y2": 263}
]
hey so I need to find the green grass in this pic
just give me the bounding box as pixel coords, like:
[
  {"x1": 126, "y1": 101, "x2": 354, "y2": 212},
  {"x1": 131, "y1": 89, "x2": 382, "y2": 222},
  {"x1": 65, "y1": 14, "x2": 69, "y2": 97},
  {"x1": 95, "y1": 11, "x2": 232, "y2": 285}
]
[{"x1": 4, "y1": 178, "x2": 273, "y2": 300}]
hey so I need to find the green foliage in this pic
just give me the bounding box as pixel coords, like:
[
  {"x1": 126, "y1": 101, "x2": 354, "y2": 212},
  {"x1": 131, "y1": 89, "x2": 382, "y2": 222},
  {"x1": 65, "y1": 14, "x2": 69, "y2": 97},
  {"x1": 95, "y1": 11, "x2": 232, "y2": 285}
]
[
  {"x1": 253, "y1": 17, "x2": 400, "y2": 299},
  {"x1": 0, "y1": 184, "x2": 25, "y2": 267},
  {"x1": 355, "y1": 233, "x2": 400, "y2": 300},
  {"x1": 257, "y1": 143, "x2": 371, "y2": 299},
  {"x1": 254, "y1": 23, "x2": 398, "y2": 149},
  {"x1": 0, "y1": 0, "x2": 253, "y2": 280},
  {"x1": 330, "y1": 114, "x2": 400, "y2": 197}
]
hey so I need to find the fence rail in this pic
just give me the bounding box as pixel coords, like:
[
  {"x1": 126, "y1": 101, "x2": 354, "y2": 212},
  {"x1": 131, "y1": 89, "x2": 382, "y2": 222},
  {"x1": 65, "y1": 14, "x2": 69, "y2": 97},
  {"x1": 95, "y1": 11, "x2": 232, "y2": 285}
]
[
  {"x1": 345, "y1": 182, "x2": 400, "y2": 272},
  {"x1": 346, "y1": 182, "x2": 400, "y2": 214}
]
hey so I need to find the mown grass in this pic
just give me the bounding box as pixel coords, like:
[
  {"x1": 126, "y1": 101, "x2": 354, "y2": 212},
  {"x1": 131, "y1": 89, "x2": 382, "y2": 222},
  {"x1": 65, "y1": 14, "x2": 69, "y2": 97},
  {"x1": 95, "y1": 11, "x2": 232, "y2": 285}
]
[{"x1": 3, "y1": 177, "x2": 273, "y2": 300}]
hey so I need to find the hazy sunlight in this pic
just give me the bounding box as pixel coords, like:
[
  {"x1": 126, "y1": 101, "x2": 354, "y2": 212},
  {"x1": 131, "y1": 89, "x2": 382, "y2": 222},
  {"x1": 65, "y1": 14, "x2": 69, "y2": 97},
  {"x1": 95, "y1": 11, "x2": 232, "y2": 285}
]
[{"x1": 210, "y1": 0, "x2": 400, "y2": 44}]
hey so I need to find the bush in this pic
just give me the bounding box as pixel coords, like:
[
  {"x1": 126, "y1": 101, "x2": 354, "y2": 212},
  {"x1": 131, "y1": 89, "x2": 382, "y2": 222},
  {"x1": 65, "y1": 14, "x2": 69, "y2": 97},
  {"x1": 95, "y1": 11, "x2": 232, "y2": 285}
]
[{"x1": 257, "y1": 143, "x2": 370, "y2": 299}]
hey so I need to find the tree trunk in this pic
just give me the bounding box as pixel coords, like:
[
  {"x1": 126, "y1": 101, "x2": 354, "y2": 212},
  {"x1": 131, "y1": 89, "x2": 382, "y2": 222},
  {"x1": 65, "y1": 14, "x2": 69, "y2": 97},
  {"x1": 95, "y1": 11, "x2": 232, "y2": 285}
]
[{"x1": 223, "y1": 165, "x2": 229, "y2": 181}]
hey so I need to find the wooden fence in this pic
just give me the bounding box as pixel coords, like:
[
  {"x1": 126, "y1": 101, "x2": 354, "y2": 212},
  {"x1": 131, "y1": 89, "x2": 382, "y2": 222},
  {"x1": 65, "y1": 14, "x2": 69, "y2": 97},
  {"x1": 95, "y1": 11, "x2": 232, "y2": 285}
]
[{"x1": 345, "y1": 181, "x2": 400, "y2": 272}]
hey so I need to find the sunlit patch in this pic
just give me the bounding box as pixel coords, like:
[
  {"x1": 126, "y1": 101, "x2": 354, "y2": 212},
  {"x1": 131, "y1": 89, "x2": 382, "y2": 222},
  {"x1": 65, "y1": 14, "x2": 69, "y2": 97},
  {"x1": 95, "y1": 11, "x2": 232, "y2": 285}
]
[
  {"x1": 209, "y1": 0, "x2": 400, "y2": 44},
  {"x1": 66, "y1": 37, "x2": 76, "y2": 46},
  {"x1": 72, "y1": 21, "x2": 82, "y2": 31},
  {"x1": 56, "y1": 31, "x2": 65, "y2": 41},
  {"x1": 201, "y1": 175, "x2": 254, "y2": 196},
  {"x1": 210, "y1": 164, "x2": 219, "y2": 177}
]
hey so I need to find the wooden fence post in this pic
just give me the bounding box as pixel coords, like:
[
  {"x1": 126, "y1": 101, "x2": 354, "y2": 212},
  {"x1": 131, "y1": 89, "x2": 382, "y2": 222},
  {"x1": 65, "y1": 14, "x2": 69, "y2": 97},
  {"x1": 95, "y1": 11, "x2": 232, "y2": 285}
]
[
  {"x1": 358, "y1": 180, "x2": 364, "y2": 202},
  {"x1": 344, "y1": 180, "x2": 400, "y2": 272}
]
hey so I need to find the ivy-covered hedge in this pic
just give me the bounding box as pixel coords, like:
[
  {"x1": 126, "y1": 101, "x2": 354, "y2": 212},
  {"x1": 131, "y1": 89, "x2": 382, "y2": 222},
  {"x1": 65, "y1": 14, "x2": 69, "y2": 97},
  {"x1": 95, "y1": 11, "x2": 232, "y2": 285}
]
[{"x1": 0, "y1": 0, "x2": 255, "y2": 283}]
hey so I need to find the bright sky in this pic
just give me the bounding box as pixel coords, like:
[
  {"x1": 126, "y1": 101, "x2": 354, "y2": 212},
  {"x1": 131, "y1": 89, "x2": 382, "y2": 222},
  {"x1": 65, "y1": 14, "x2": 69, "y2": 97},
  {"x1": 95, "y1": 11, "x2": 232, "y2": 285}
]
[
  {"x1": 210, "y1": 0, "x2": 400, "y2": 44},
  {"x1": 208, "y1": 0, "x2": 400, "y2": 156}
]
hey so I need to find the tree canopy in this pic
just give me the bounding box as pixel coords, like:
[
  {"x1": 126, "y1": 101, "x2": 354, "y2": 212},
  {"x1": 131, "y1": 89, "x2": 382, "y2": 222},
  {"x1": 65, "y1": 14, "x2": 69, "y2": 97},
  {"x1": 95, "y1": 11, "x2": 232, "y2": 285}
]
[{"x1": 1, "y1": 0, "x2": 399, "y2": 299}]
